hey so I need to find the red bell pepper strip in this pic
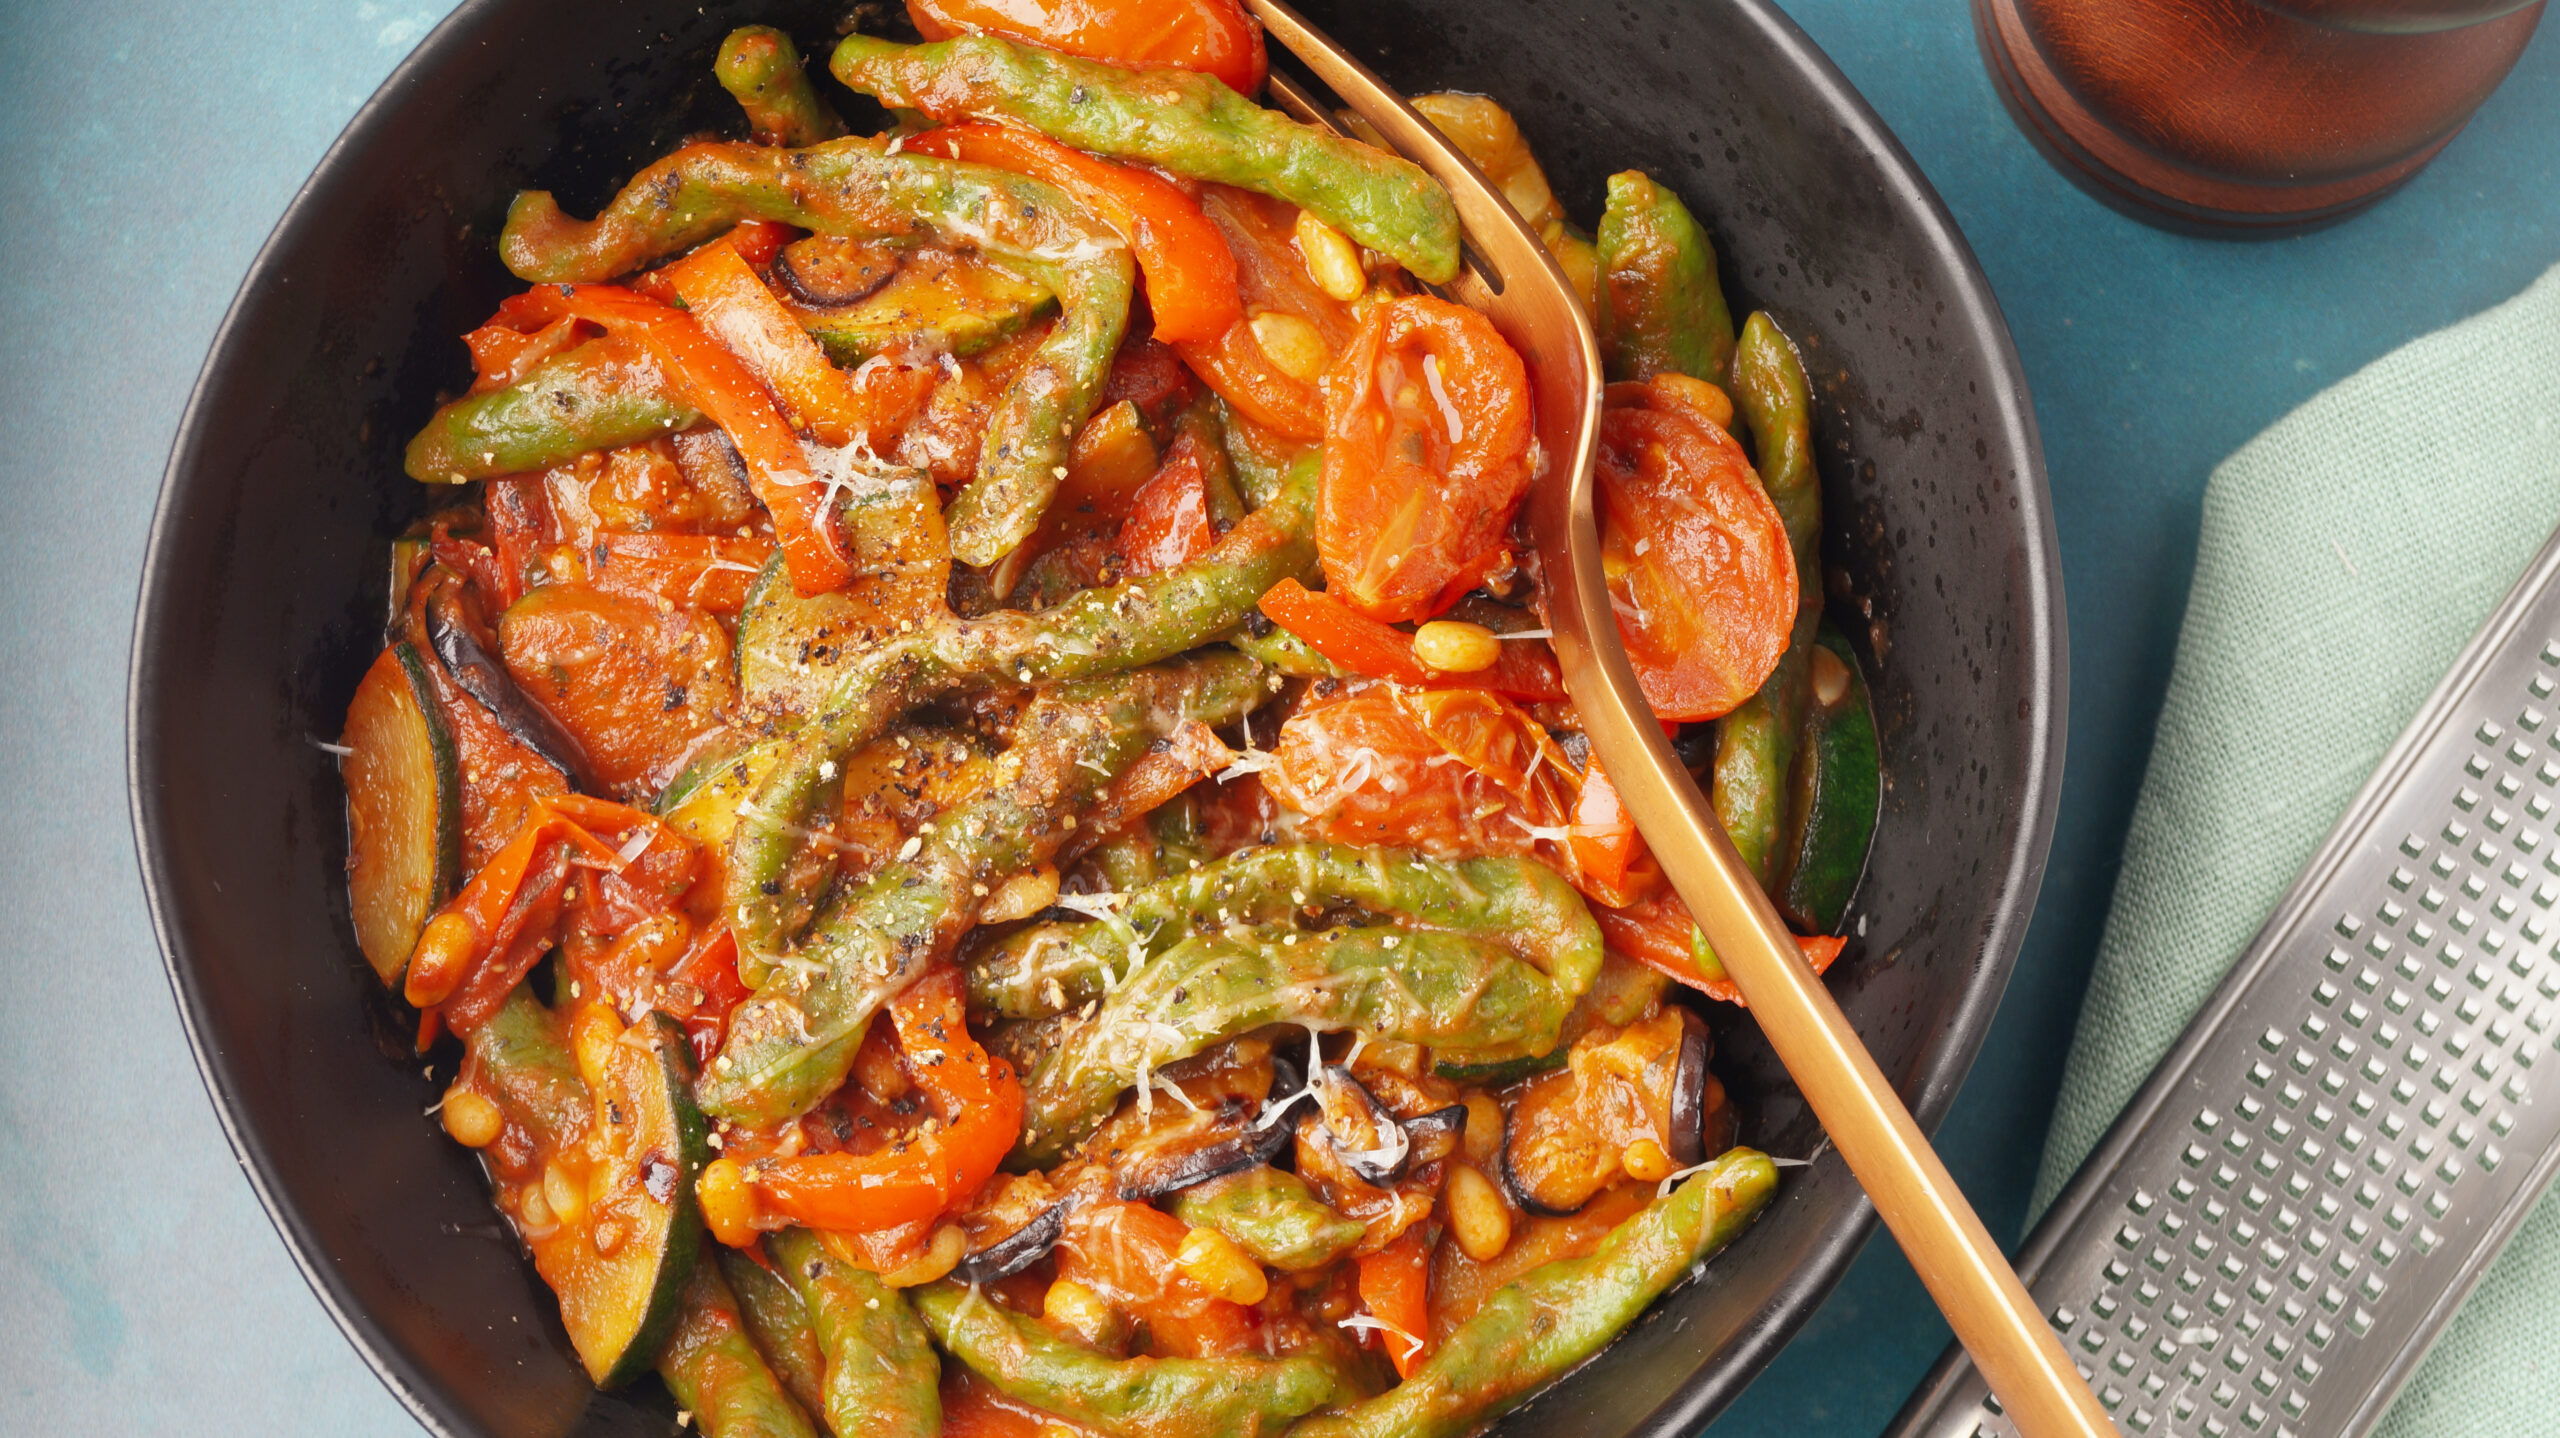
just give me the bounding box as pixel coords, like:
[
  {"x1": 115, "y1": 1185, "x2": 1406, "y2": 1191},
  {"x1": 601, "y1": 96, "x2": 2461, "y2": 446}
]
[
  {"x1": 546, "y1": 532, "x2": 778, "y2": 615},
  {"x1": 659, "y1": 237, "x2": 879, "y2": 449},
  {"x1": 744, "y1": 970, "x2": 1025, "y2": 1234},
  {"x1": 1354, "y1": 1227, "x2": 1433, "y2": 1378},
  {"x1": 903, "y1": 123, "x2": 1242, "y2": 346},
  {"x1": 496, "y1": 283, "x2": 852, "y2": 596},
  {"x1": 1593, "y1": 890, "x2": 1846, "y2": 1006},
  {"x1": 1257, "y1": 578, "x2": 1564, "y2": 700}
]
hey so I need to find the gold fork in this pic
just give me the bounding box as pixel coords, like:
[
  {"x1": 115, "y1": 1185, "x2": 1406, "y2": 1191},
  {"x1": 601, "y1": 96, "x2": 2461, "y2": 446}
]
[{"x1": 1240, "y1": 3, "x2": 2111, "y2": 1432}]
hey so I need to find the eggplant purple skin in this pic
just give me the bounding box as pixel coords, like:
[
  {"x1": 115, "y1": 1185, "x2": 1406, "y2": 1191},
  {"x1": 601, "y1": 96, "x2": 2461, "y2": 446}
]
[
  {"x1": 1312, "y1": 1066, "x2": 1410, "y2": 1185},
  {"x1": 424, "y1": 592, "x2": 588, "y2": 784},
  {"x1": 1115, "y1": 1107, "x2": 1293, "y2": 1202},
  {"x1": 1402, "y1": 1104, "x2": 1468, "y2": 1170},
  {"x1": 955, "y1": 1197, "x2": 1072, "y2": 1286},
  {"x1": 1666, "y1": 1007, "x2": 1713, "y2": 1167},
  {"x1": 1500, "y1": 1133, "x2": 1588, "y2": 1219}
]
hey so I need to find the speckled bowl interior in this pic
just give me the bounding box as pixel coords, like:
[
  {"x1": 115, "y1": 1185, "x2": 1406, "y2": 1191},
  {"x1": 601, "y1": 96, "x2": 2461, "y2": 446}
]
[{"x1": 129, "y1": 3, "x2": 2061, "y2": 1433}]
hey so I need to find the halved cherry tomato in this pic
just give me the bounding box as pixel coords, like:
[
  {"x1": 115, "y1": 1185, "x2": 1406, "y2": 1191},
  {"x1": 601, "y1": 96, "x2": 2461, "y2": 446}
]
[
  {"x1": 907, "y1": 0, "x2": 1267, "y2": 96},
  {"x1": 1354, "y1": 1228, "x2": 1432, "y2": 1377},
  {"x1": 904, "y1": 124, "x2": 1242, "y2": 346},
  {"x1": 661, "y1": 926, "x2": 752, "y2": 1067},
  {"x1": 494, "y1": 283, "x2": 851, "y2": 596},
  {"x1": 1262, "y1": 683, "x2": 1660, "y2": 908},
  {"x1": 1118, "y1": 438, "x2": 1218, "y2": 574},
  {"x1": 1598, "y1": 376, "x2": 1796, "y2": 721},
  {"x1": 1316, "y1": 296, "x2": 1533, "y2": 623},
  {"x1": 1592, "y1": 889, "x2": 1846, "y2": 1006},
  {"x1": 1257, "y1": 578, "x2": 1563, "y2": 700},
  {"x1": 1052, "y1": 1198, "x2": 1258, "y2": 1356},
  {"x1": 744, "y1": 970, "x2": 1025, "y2": 1235},
  {"x1": 1171, "y1": 186, "x2": 1357, "y2": 439}
]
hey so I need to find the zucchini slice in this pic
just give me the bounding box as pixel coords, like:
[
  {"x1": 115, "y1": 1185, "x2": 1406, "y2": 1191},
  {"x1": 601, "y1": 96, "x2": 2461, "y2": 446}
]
[
  {"x1": 341, "y1": 642, "x2": 460, "y2": 985},
  {"x1": 529, "y1": 1010, "x2": 713, "y2": 1387},
  {"x1": 778, "y1": 247, "x2": 1054, "y2": 366},
  {"x1": 1776, "y1": 622, "x2": 1881, "y2": 934}
]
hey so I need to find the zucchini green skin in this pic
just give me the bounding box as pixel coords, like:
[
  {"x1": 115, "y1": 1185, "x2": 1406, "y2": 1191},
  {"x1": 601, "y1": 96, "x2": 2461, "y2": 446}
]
[
  {"x1": 717, "y1": 1248, "x2": 829, "y2": 1422},
  {"x1": 911, "y1": 1279, "x2": 1347, "y2": 1438},
  {"x1": 795, "y1": 257, "x2": 1053, "y2": 367},
  {"x1": 768, "y1": 1229, "x2": 942, "y2": 1438},
  {"x1": 829, "y1": 33, "x2": 1462, "y2": 285},
  {"x1": 1291, "y1": 1149, "x2": 1779, "y2": 1438},
  {"x1": 576, "y1": 1012, "x2": 716, "y2": 1388},
  {"x1": 403, "y1": 339, "x2": 697, "y2": 484},
  {"x1": 716, "y1": 26, "x2": 845, "y2": 148},
  {"x1": 1776, "y1": 623, "x2": 1881, "y2": 934},
  {"x1": 658, "y1": 1263, "x2": 824, "y2": 1438},
  {"x1": 734, "y1": 552, "x2": 881, "y2": 724},
  {"x1": 1433, "y1": 950, "x2": 1669, "y2": 1085},
  {"x1": 1711, "y1": 311, "x2": 1822, "y2": 885},
  {"x1": 468, "y1": 1001, "x2": 712, "y2": 1389},
  {"x1": 342, "y1": 641, "x2": 460, "y2": 985},
  {"x1": 1167, "y1": 1167, "x2": 1363, "y2": 1272},
  {"x1": 1595, "y1": 171, "x2": 1735, "y2": 386}
]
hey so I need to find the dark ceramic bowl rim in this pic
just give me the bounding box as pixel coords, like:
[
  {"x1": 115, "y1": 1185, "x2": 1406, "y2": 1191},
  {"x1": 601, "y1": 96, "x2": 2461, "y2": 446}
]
[{"x1": 127, "y1": 2, "x2": 2064, "y2": 1433}]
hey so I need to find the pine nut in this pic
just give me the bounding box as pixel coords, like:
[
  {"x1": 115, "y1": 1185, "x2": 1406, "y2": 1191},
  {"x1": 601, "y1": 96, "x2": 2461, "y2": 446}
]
[
  {"x1": 1412, "y1": 620, "x2": 1501, "y2": 673},
  {"x1": 884, "y1": 1223, "x2": 967, "y2": 1288},
  {"x1": 1621, "y1": 1138, "x2": 1675, "y2": 1183},
  {"x1": 697, "y1": 1157, "x2": 760, "y2": 1248},
  {"x1": 1459, "y1": 1092, "x2": 1505, "y2": 1166},
  {"x1": 1249, "y1": 311, "x2": 1330, "y2": 384},
  {"x1": 1175, "y1": 1225, "x2": 1271, "y2": 1305},
  {"x1": 570, "y1": 1003, "x2": 624, "y2": 1097},
  {"x1": 440, "y1": 1087, "x2": 504, "y2": 1149},
  {"x1": 1295, "y1": 211, "x2": 1367, "y2": 302},
  {"x1": 1810, "y1": 644, "x2": 1852, "y2": 707},
  {"x1": 401, "y1": 910, "x2": 478, "y2": 1008},
  {"x1": 542, "y1": 1158, "x2": 587, "y2": 1228},
  {"x1": 1042, "y1": 1277, "x2": 1121, "y2": 1348},
  {"x1": 1445, "y1": 1162, "x2": 1513, "y2": 1262}
]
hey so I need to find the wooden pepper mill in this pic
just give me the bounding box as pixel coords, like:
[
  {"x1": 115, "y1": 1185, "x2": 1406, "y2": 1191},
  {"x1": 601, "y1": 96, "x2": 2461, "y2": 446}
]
[{"x1": 1976, "y1": 0, "x2": 2547, "y2": 234}]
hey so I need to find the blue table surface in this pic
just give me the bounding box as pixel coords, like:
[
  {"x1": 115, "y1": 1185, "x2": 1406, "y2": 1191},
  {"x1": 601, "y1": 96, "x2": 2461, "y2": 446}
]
[{"x1": 3, "y1": 0, "x2": 2550, "y2": 1431}]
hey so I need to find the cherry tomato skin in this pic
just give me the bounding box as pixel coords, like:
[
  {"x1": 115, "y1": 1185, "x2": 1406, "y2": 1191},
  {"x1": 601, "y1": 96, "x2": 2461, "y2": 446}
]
[
  {"x1": 1317, "y1": 296, "x2": 1534, "y2": 624},
  {"x1": 1598, "y1": 377, "x2": 1797, "y2": 721},
  {"x1": 907, "y1": 0, "x2": 1267, "y2": 95}
]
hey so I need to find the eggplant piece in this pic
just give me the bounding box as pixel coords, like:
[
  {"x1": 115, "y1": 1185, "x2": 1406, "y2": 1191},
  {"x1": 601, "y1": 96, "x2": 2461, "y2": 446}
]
[
  {"x1": 1311, "y1": 1067, "x2": 1410, "y2": 1185},
  {"x1": 955, "y1": 1197, "x2": 1071, "y2": 1286},
  {"x1": 1115, "y1": 1104, "x2": 1291, "y2": 1201},
  {"x1": 425, "y1": 588, "x2": 586, "y2": 785},
  {"x1": 1666, "y1": 1007, "x2": 1715, "y2": 1167},
  {"x1": 776, "y1": 235, "x2": 903, "y2": 307},
  {"x1": 1401, "y1": 1104, "x2": 1469, "y2": 1170},
  {"x1": 1499, "y1": 1009, "x2": 1712, "y2": 1217}
]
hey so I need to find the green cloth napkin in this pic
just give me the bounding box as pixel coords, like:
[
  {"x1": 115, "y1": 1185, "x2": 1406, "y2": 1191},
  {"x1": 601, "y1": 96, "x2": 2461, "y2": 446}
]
[{"x1": 2035, "y1": 260, "x2": 2560, "y2": 1434}]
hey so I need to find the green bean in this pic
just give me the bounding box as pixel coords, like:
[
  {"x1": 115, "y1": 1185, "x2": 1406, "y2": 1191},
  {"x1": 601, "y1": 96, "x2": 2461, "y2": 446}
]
[
  {"x1": 910, "y1": 1280, "x2": 1344, "y2": 1438},
  {"x1": 766, "y1": 1230, "x2": 939, "y2": 1438},
  {"x1": 1291, "y1": 1149, "x2": 1779, "y2": 1438},
  {"x1": 1218, "y1": 402, "x2": 1310, "y2": 511},
  {"x1": 828, "y1": 34, "x2": 1460, "y2": 284},
  {"x1": 404, "y1": 339, "x2": 695, "y2": 484},
  {"x1": 1223, "y1": 620, "x2": 1343, "y2": 678},
  {"x1": 969, "y1": 844, "x2": 1599, "y2": 1020},
  {"x1": 1167, "y1": 1167, "x2": 1363, "y2": 1272},
  {"x1": 717, "y1": 27, "x2": 846, "y2": 148},
  {"x1": 656, "y1": 1264, "x2": 823, "y2": 1438},
  {"x1": 721, "y1": 457, "x2": 1318, "y2": 967},
  {"x1": 1595, "y1": 171, "x2": 1734, "y2": 385},
  {"x1": 497, "y1": 135, "x2": 1134, "y2": 565},
  {"x1": 1172, "y1": 399, "x2": 1244, "y2": 530},
  {"x1": 1017, "y1": 922, "x2": 1576, "y2": 1163},
  {"x1": 1712, "y1": 311, "x2": 1821, "y2": 883},
  {"x1": 699, "y1": 652, "x2": 1273, "y2": 1127},
  {"x1": 716, "y1": 1249, "x2": 828, "y2": 1421}
]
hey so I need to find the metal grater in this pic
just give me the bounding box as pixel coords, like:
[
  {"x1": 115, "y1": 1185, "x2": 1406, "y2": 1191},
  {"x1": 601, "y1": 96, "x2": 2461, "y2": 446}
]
[{"x1": 1889, "y1": 524, "x2": 2560, "y2": 1438}]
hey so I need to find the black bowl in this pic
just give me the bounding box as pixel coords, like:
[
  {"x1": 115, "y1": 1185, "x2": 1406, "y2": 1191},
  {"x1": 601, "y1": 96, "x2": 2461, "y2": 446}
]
[{"x1": 128, "y1": 2, "x2": 2062, "y2": 1433}]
